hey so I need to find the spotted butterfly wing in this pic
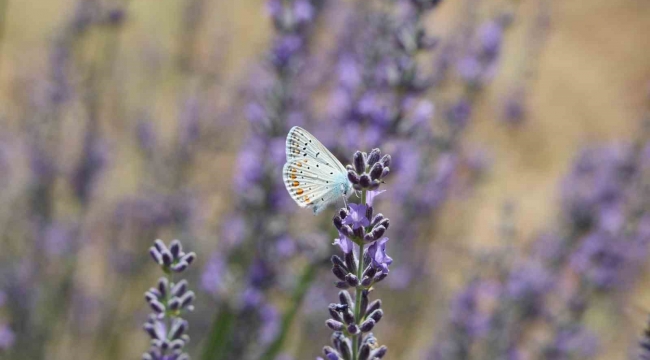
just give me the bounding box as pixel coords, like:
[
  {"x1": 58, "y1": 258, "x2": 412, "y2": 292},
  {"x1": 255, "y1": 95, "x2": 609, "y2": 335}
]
[{"x1": 283, "y1": 126, "x2": 352, "y2": 214}]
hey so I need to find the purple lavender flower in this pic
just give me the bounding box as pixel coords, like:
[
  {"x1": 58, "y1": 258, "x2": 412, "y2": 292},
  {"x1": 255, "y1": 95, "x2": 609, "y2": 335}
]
[
  {"x1": 143, "y1": 239, "x2": 196, "y2": 360},
  {"x1": 343, "y1": 204, "x2": 370, "y2": 229},
  {"x1": 0, "y1": 324, "x2": 15, "y2": 350},
  {"x1": 322, "y1": 148, "x2": 391, "y2": 360},
  {"x1": 333, "y1": 233, "x2": 354, "y2": 254},
  {"x1": 367, "y1": 238, "x2": 393, "y2": 273}
]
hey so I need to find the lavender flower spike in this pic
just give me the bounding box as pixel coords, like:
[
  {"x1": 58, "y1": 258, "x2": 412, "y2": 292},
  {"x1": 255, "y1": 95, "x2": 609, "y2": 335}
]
[
  {"x1": 322, "y1": 149, "x2": 391, "y2": 360},
  {"x1": 142, "y1": 239, "x2": 197, "y2": 360}
]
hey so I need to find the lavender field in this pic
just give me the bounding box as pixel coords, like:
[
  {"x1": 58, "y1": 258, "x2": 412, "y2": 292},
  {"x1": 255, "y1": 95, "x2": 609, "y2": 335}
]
[{"x1": 0, "y1": 0, "x2": 649, "y2": 359}]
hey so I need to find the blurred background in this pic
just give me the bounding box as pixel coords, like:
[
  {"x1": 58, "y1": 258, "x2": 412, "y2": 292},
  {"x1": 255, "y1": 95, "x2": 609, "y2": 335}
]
[{"x1": 0, "y1": 0, "x2": 649, "y2": 359}]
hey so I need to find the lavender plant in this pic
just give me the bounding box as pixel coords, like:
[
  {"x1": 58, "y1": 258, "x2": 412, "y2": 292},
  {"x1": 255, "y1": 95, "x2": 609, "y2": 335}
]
[
  {"x1": 143, "y1": 239, "x2": 197, "y2": 360},
  {"x1": 200, "y1": 1, "x2": 329, "y2": 359},
  {"x1": 430, "y1": 124, "x2": 650, "y2": 359},
  {"x1": 318, "y1": 149, "x2": 391, "y2": 360}
]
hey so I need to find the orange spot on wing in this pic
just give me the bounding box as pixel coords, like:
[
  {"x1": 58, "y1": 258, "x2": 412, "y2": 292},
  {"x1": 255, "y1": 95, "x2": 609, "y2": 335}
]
[
  {"x1": 303, "y1": 195, "x2": 311, "y2": 204},
  {"x1": 290, "y1": 168, "x2": 297, "y2": 173},
  {"x1": 290, "y1": 174, "x2": 297, "y2": 179},
  {"x1": 292, "y1": 181, "x2": 299, "y2": 187},
  {"x1": 296, "y1": 189, "x2": 304, "y2": 195},
  {"x1": 297, "y1": 163, "x2": 302, "y2": 167}
]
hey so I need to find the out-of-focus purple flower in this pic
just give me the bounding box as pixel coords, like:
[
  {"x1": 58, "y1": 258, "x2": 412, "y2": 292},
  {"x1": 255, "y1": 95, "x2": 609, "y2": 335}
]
[
  {"x1": 569, "y1": 231, "x2": 643, "y2": 290},
  {"x1": 43, "y1": 222, "x2": 75, "y2": 258},
  {"x1": 259, "y1": 303, "x2": 280, "y2": 345},
  {"x1": 201, "y1": 254, "x2": 226, "y2": 297},
  {"x1": 447, "y1": 98, "x2": 472, "y2": 131},
  {"x1": 342, "y1": 203, "x2": 369, "y2": 229},
  {"x1": 333, "y1": 233, "x2": 353, "y2": 254},
  {"x1": 543, "y1": 327, "x2": 598, "y2": 359},
  {"x1": 276, "y1": 236, "x2": 297, "y2": 258},
  {"x1": 0, "y1": 324, "x2": 15, "y2": 350},
  {"x1": 271, "y1": 35, "x2": 303, "y2": 68},
  {"x1": 368, "y1": 237, "x2": 393, "y2": 273},
  {"x1": 503, "y1": 88, "x2": 526, "y2": 125},
  {"x1": 242, "y1": 287, "x2": 264, "y2": 308},
  {"x1": 294, "y1": 0, "x2": 314, "y2": 24},
  {"x1": 449, "y1": 280, "x2": 490, "y2": 338},
  {"x1": 506, "y1": 261, "x2": 554, "y2": 316},
  {"x1": 478, "y1": 21, "x2": 503, "y2": 58}
]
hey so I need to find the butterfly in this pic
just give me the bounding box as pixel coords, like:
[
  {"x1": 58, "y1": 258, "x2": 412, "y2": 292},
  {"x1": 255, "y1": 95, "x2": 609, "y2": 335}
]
[{"x1": 283, "y1": 126, "x2": 352, "y2": 214}]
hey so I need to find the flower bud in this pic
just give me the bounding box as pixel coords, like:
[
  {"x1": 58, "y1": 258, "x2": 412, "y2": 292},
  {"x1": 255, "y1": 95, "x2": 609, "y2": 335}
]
[
  {"x1": 331, "y1": 255, "x2": 347, "y2": 270},
  {"x1": 368, "y1": 309, "x2": 383, "y2": 323},
  {"x1": 380, "y1": 154, "x2": 391, "y2": 168},
  {"x1": 370, "y1": 226, "x2": 386, "y2": 241},
  {"x1": 345, "y1": 273, "x2": 359, "y2": 287},
  {"x1": 381, "y1": 167, "x2": 390, "y2": 179},
  {"x1": 328, "y1": 304, "x2": 343, "y2": 322},
  {"x1": 172, "y1": 280, "x2": 188, "y2": 297},
  {"x1": 362, "y1": 266, "x2": 377, "y2": 281},
  {"x1": 340, "y1": 225, "x2": 354, "y2": 238},
  {"x1": 360, "y1": 318, "x2": 376, "y2": 332},
  {"x1": 376, "y1": 218, "x2": 390, "y2": 230},
  {"x1": 369, "y1": 162, "x2": 384, "y2": 180},
  {"x1": 347, "y1": 324, "x2": 360, "y2": 335},
  {"x1": 149, "y1": 247, "x2": 162, "y2": 264},
  {"x1": 359, "y1": 343, "x2": 371, "y2": 360},
  {"x1": 333, "y1": 215, "x2": 343, "y2": 230},
  {"x1": 169, "y1": 239, "x2": 182, "y2": 258},
  {"x1": 339, "y1": 290, "x2": 353, "y2": 307},
  {"x1": 181, "y1": 252, "x2": 196, "y2": 265},
  {"x1": 335, "y1": 281, "x2": 349, "y2": 289},
  {"x1": 359, "y1": 290, "x2": 369, "y2": 319},
  {"x1": 367, "y1": 148, "x2": 381, "y2": 166},
  {"x1": 353, "y1": 151, "x2": 365, "y2": 174},
  {"x1": 347, "y1": 170, "x2": 360, "y2": 184},
  {"x1": 359, "y1": 174, "x2": 371, "y2": 188},
  {"x1": 367, "y1": 299, "x2": 382, "y2": 314},
  {"x1": 161, "y1": 249, "x2": 173, "y2": 267},
  {"x1": 332, "y1": 265, "x2": 348, "y2": 281},
  {"x1": 371, "y1": 214, "x2": 385, "y2": 227},
  {"x1": 371, "y1": 346, "x2": 388, "y2": 358},
  {"x1": 153, "y1": 239, "x2": 166, "y2": 252},
  {"x1": 344, "y1": 251, "x2": 356, "y2": 274},
  {"x1": 343, "y1": 308, "x2": 355, "y2": 325},
  {"x1": 326, "y1": 319, "x2": 345, "y2": 331}
]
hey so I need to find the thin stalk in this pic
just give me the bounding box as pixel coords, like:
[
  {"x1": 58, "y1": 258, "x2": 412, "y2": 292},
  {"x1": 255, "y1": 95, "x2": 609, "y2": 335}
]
[{"x1": 352, "y1": 190, "x2": 367, "y2": 360}]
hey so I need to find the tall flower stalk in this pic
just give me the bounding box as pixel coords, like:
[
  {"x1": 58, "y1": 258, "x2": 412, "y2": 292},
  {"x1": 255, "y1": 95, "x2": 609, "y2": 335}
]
[
  {"x1": 143, "y1": 239, "x2": 197, "y2": 360},
  {"x1": 201, "y1": 1, "x2": 327, "y2": 359},
  {"x1": 319, "y1": 148, "x2": 391, "y2": 360}
]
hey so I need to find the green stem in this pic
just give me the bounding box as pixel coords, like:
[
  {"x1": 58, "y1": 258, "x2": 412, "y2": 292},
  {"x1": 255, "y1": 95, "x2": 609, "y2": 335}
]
[
  {"x1": 260, "y1": 261, "x2": 319, "y2": 360},
  {"x1": 352, "y1": 190, "x2": 368, "y2": 360}
]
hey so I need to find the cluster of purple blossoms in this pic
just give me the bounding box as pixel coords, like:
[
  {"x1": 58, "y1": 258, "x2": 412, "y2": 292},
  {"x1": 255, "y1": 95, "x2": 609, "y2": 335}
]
[
  {"x1": 143, "y1": 240, "x2": 197, "y2": 360},
  {"x1": 432, "y1": 133, "x2": 650, "y2": 359},
  {"x1": 199, "y1": 0, "x2": 329, "y2": 358},
  {"x1": 319, "y1": 149, "x2": 391, "y2": 360}
]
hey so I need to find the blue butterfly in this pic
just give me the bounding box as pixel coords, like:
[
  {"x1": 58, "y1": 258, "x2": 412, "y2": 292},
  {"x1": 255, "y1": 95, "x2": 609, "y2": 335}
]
[{"x1": 283, "y1": 126, "x2": 352, "y2": 214}]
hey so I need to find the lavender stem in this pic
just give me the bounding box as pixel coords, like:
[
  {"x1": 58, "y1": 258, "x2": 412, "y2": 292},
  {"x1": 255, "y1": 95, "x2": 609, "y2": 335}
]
[{"x1": 352, "y1": 189, "x2": 367, "y2": 360}]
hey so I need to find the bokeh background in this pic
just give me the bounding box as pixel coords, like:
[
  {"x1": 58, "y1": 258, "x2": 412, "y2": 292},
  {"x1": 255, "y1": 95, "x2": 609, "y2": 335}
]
[{"x1": 0, "y1": 0, "x2": 649, "y2": 359}]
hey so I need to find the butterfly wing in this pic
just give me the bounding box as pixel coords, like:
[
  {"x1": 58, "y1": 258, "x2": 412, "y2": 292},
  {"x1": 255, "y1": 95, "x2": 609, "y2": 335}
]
[
  {"x1": 286, "y1": 126, "x2": 347, "y2": 173},
  {"x1": 283, "y1": 159, "x2": 350, "y2": 214},
  {"x1": 284, "y1": 127, "x2": 351, "y2": 214}
]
